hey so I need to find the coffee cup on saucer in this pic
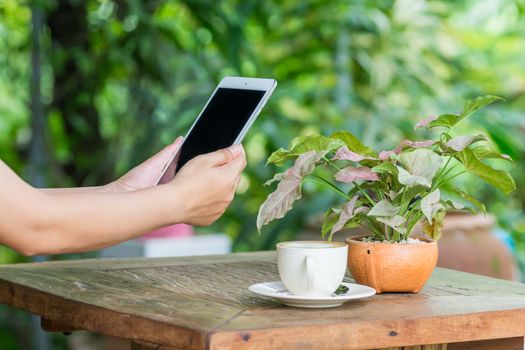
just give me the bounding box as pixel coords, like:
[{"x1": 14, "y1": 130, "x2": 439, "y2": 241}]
[{"x1": 277, "y1": 241, "x2": 348, "y2": 297}]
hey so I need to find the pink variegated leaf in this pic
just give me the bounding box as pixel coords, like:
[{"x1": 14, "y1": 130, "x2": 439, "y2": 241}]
[
  {"x1": 394, "y1": 139, "x2": 434, "y2": 153},
  {"x1": 354, "y1": 206, "x2": 370, "y2": 215},
  {"x1": 415, "y1": 115, "x2": 438, "y2": 129},
  {"x1": 332, "y1": 146, "x2": 377, "y2": 162},
  {"x1": 445, "y1": 134, "x2": 487, "y2": 152},
  {"x1": 286, "y1": 150, "x2": 324, "y2": 179},
  {"x1": 330, "y1": 196, "x2": 359, "y2": 235},
  {"x1": 376, "y1": 215, "x2": 407, "y2": 234},
  {"x1": 332, "y1": 146, "x2": 366, "y2": 162},
  {"x1": 378, "y1": 150, "x2": 395, "y2": 160},
  {"x1": 335, "y1": 166, "x2": 379, "y2": 183},
  {"x1": 378, "y1": 139, "x2": 433, "y2": 161},
  {"x1": 257, "y1": 151, "x2": 324, "y2": 231}
]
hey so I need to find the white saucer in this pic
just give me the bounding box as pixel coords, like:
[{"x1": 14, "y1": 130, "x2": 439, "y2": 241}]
[{"x1": 248, "y1": 281, "x2": 376, "y2": 308}]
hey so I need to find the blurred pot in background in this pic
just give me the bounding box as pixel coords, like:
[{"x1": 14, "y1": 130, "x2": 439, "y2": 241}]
[{"x1": 433, "y1": 212, "x2": 520, "y2": 281}]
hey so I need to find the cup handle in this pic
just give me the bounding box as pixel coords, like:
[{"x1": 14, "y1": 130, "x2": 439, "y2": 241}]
[{"x1": 306, "y1": 255, "x2": 316, "y2": 291}]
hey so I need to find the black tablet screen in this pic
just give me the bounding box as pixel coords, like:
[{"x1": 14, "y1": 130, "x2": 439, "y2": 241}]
[{"x1": 158, "y1": 87, "x2": 265, "y2": 184}]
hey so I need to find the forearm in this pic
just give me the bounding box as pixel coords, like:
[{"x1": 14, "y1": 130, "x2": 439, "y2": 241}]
[
  {"x1": 41, "y1": 186, "x2": 181, "y2": 255},
  {"x1": 2, "y1": 185, "x2": 182, "y2": 256},
  {"x1": 38, "y1": 183, "x2": 116, "y2": 194}
]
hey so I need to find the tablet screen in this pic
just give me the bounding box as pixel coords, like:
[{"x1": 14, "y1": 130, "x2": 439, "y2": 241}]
[{"x1": 158, "y1": 87, "x2": 266, "y2": 184}]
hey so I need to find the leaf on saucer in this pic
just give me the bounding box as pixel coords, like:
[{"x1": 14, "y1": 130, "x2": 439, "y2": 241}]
[{"x1": 335, "y1": 285, "x2": 349, "y2": 295}]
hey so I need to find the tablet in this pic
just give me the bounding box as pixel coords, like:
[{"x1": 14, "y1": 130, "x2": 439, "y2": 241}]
[{"x1": 156, "y1": 76, "x2": 277, "y2": 184}]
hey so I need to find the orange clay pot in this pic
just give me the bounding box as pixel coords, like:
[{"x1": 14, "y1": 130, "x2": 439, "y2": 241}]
[{"x1": 346, "y1": 236, "x2": 438, "y2": 293}]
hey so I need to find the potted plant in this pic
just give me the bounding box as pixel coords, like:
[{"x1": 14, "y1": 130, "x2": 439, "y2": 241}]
[{"x1": 257, "y1": 95, "x2": 516, "y2": 293}]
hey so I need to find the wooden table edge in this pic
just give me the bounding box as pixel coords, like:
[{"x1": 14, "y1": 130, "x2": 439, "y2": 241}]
[
  {"x1": 207, "y1": 308, "x2": 525, "y2": 350},
  {"x1": 0, "y1": 278, "x2": 208, "y2": 350}
]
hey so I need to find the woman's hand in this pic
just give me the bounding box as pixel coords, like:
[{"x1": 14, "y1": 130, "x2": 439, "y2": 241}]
[
  {"x1": 0, "y1": 143, "x2": 246, "y2": 256},
  {"x1": 169, "y1": 144, "x2": 247, "y2": 226},
  {"x1": 109, "y1": 137, "x2": 183, "y2": 192}
]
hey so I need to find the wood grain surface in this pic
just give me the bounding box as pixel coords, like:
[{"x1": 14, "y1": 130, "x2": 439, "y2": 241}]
[{"x1": 0, "y1": 251, "x2": 524, "y2": 350}]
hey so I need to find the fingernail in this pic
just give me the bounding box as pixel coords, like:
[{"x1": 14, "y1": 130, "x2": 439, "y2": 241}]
[
  {"x1": 173, "y1": 136, "x2": 183, "y2": 145},
  {"x1": 227, "y1": 144, "x2": 243, "y2": 157}
]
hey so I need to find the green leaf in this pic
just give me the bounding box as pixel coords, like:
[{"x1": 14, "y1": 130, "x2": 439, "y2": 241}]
[
  {"x1": 397, "y1": 166, "x2": 432, "y2": 188},
  {"x1": 422, "y1": 211, "x2": 445, "y2": 241},
  {"x1": 471, "y1": 145, "x2": 513, "y2": 164},
  {"x1": 288, "y1": 136, "x2": 307, "y2": 150},
  {"x1": 376, "y1": 215, "x2": 407, "y2": 234},
  {"x1": 267, "y1": 135, "x2": 345, "y2": 166},
  {"x1": 330, "y1": 131, "x2": 374, "y2": 156},
  {"x1": 334, "y1": 285, "x2": 349, "y2": 295},
  {"x1": 290, "y1": 135, "x2": 344, "y2": 154},
  {"x1": 428, "y1": 114, "x2": 462, "y2": 129},
  {"x1": 461, "y1": 95, "x2": 504, "y2": 119},
  {"x1": 321, "y1": 208, "x2": 340, "y2": 240},
  {"x1": 372, "y1": 162, "x2": 398, "y2": 175},
  {"x1": 442, "y1": 134, "x2": 487, "y2": 152},
  {"x1": 267, "y1": 148, "x2": 291, "y2": 166},
  {"x1": 368, "y1": 199, "x2": 400, "y2": 217},
  {"x1": 429, "y1": 95, "x2": 503, "y2": 129},
  {"x1": 397, "y1": 149, "x2": 443, "y2": 188},
  {"x1": 443, "y1": 199, "x2": 464, "y2": 211},
  {"x1": 401, "y1": 185, "x2": 427, "y2": 205},
  {"x1": 449, "y1": 188, "x2": 486, "y2": 214},
  {"x1": 420, "y1": 189, "x2": 442, "y2": 223},
  {"x1": 343, "y1": 220, "x2": 361, "y2": 230},
  {"x1": 455, "y1": 148, "x2": 516, "y2": 194}
]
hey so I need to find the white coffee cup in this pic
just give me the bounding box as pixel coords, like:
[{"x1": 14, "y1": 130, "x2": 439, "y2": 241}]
[{"x1": 277, "y1": 241, "x2": 348, "y2": 297}]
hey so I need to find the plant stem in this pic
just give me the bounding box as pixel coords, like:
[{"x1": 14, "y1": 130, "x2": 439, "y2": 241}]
[
  {"x1": 354, "y1": 182, "x2": 375, "y2": 206},
  {"x1": 441, "y1": 171, "x2": 466, "y2": 184},
  {"x1": 367, "y1": 218, "x2": 385, "y2": 240},
  {"x1": 437, "y1": 156, "x2": 452, "y2": 179},
  {"x1": 398, "y1": 187, "x2": 410, "y2": 215},
  {"x1": 405, "y1": 210, "x2": 424, "y2": 239},
  {"x1": 307, "y1": 174, "x2": 350, "y2": 200},
  {"x1": 322, "y1": 156, "x2": 342, "y2": 170},
  {"x1": 431, "y1": 156, "x2": 453, "y2": 191},
  {"x1": 433, "y1": 168, "x2": 466, "y2": 189}
]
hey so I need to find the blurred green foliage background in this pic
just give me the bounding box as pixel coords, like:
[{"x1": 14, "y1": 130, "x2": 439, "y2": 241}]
[{"x1": 1, "y1": 0, "x2": 525, "y2": 348}]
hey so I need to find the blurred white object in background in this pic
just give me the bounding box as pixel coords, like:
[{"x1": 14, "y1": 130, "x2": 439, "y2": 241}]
[
  {"x1": 100, "y1": 224, "x2": 232, "y2": 258},
  {"x1": 101, "y1": 234, "x2": 232, "y2": 258}
]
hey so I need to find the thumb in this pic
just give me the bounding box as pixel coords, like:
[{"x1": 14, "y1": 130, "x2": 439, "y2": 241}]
[{"x1": 203, "y1": 145, "x2": 244, "y2": 167}]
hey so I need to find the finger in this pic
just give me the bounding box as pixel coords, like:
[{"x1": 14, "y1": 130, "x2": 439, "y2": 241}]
[
  {"x1": 201, "y1": 144, "x2": 244, "y2": 167},
  {"x1": 234, "y1": 174, "x2": 242, "y2": 188},
  {"x1": 221, "y1": 151, "x2": 247, "y2": 174},
  {"x1": 147, "y1": 136, "x2": 184, "y2": 167}
]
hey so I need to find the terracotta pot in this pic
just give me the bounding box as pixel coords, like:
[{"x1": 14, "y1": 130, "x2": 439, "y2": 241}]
[{"x1": 346, "y1": 236, "x2": 438, "y2": 293}]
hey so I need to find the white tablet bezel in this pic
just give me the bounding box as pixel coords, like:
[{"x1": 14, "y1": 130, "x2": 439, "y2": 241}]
[{"x1": 156, "y1": 76, "x2": 277, "y2": 184}]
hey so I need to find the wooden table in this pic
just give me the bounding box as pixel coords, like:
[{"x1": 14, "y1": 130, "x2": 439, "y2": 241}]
[{"x1": 0, "y1": 252, "x2": 524, "y2": 350}]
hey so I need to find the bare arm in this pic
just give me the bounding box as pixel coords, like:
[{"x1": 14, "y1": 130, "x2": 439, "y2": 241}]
[
  {"x1": 39, "y1": 137, "x2": 184, "y2": 195},
  {"x1": 0, "y1": 145, "x2": 246, "y2": 256},
  {"x1": 0, "y1": 160, "x2": 181, "y2": 255},
  {"x1": 38, "y1": 185, "x2": 113, "y2": 194}
]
